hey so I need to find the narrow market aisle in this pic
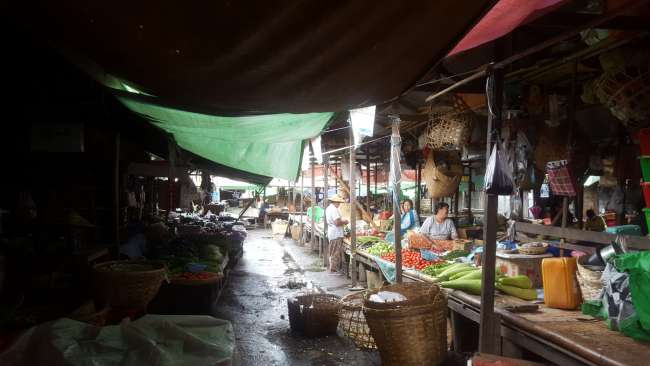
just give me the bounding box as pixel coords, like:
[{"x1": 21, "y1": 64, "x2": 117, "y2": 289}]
[{"x1": 213, "y1": 229, "x2": 380, "y2": 366}]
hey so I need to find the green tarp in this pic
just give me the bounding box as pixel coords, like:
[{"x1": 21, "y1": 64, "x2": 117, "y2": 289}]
[{"x1": 117, "y1": 95, "x2": 333, "y2": 180}]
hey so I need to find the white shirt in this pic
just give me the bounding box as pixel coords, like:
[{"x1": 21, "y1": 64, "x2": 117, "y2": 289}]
[
  {"x1": 420, "y1": 217, "x2": 458, "y2": 240},
  {"x1": 326, "y1": 203, "x2": 344, "y2": 240}
]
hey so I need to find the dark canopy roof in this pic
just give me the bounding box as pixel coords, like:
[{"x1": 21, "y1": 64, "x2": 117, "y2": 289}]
[{"x1": 7, "y1": 1, "x2": 496, "y2": 114}]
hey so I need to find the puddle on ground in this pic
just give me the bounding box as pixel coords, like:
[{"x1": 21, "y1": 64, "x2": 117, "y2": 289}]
[{"x1": 278, "y1": 274, "x2": 314, "y2": 290}]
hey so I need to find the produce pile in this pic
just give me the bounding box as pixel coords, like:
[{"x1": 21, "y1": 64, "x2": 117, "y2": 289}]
[
  {"x1": 381, "y1": 249, "x2": 444, "y2": 270},
  {"x1": 441, "y1": 250, "x2": 470, "y2": 260},
  {"x1": 430, "y1": 240, "x2": 456, "y2": 253},
  {"x1": 421, "y1": 263, "x2": 538, "y2": 300},
  {"x1": 366, "y1": 241, "x2": 394, "y2": 257},
  {"x1": 358, "y1": 236, "x2": 391, "y2": 252}
]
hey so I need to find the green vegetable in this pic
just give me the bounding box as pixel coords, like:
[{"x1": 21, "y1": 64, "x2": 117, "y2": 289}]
[
  {"x1": 367, "y1": 242, "x2": 394, "y2": 256},
  {"x1": 421, "y1": 262, "x2": 453, "y2": 277},
  {"x1": 437, "y1": 263, "x2": 473, "y2": 281},
  {"x1": 449, "y1": 268, "x2": 478, "y2": 281},
  {"x1": 440, "y1": 279, "x2": 482, "y2": 295},
  {"x1": 498, "y1": 275, "x2": 533, "y2": 289},
  {"x1": 442, "y1": 250, "x2": 470, "y2": 260},
  {"x1": 456, "y1": 270, "x2": 483, "y2": 280},
  {"x1": 496, "y1": 283, "x2": 538, "y2": 300}
]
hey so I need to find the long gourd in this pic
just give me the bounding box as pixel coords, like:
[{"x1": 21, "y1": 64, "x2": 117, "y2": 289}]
[
  {"x1": 440, "y1": 279, "x2": 482, "y2": 295},
  {"x1": 496, "y1": 283, "x2": 538, "y2": 301},
  {"x1": 437, "y1": 263, "x2": 472, "y2": 281},
  {"x1": 456, "y1": 270, "x2": 483, "y2": 280},
  {"x1": 449, "y1": 268, "x2": 479, "y2": 281},
  {"x1": 499, "y1": 275, "x2": 533, "y2": 289}
]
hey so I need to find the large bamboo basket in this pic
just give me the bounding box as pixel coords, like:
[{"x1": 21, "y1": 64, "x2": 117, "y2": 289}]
[
  {"x1": 363, "y1": 282, "x2": 448, "y2": 366},
  {"x1": 422, "y1": 152, "x2": 462, "y2": 199},
  {"x1": 93, "y1": 260, "x2": 166, "y2": 310},
  {"x1": 338, "y1": 292, "x2": 376, "y2": 349}
]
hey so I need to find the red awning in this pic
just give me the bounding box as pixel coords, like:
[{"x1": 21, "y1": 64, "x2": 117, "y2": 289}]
[{"x1": 448, "y1": 0, "x2": 568, "y2": 56}]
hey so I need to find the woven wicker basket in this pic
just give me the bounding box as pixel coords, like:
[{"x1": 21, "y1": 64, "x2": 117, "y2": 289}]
[
  {"x1": 577, "y1": 256, "x2": 603, "y2": 301},
  {"x1": 338, "y1": 292, "x2": 376, "y2": 349},
  {"x1": 594, "y1": 61, "x2": 650, "y2": 126},
  {"x1": 93, "y1": 260, "x2": 166, "y2": 310},
  {"x1": 363, "y1": 283, "x2": 447, "y2": 366},
  {"x1": 517, "y1": 242, "x2": 549, "y2": 255},
  {"x1": 422, "y1": 152, "x2": 462, "y2": 199},
  {"x1": 288, "y1": 293, "x2": 341, "y2": 338},
  {"x1": 425, "y1": 96, "x2": 473, "y2": 151}
]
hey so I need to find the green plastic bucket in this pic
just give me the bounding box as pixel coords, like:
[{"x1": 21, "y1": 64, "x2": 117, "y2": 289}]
[{"x1": 641, "y1": 156, "x2": 650, "y2": 182}]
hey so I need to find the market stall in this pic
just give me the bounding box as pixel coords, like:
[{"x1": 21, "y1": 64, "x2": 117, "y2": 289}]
[{"x1": 344, "y1": 234, "x2": 650, "y2": 366}]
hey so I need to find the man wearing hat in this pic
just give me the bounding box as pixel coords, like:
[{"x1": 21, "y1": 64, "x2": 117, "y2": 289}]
[{"x1": 326, "y1": 195, "x2": 348, "y2": 273}]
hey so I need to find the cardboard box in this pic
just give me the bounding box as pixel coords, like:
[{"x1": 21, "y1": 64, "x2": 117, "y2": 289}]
[{"x1": 496, "y1": 252, "x2": 553, "y2": 288}]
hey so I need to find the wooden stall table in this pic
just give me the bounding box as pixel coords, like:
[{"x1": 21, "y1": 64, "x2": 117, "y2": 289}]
[{"x1": 343, "y1": 239, "x2": 650, "y2": 366}]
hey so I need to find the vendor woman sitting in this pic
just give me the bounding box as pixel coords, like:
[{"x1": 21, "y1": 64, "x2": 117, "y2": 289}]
[
  {"x1": 400, "y1": 199, "x2": 419, "y2": 235},
  {"x1": 420, "y1": 202, "x2": 458, "y2": 240}
]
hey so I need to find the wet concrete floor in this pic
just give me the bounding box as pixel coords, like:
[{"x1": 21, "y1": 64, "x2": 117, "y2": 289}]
[{"x1": 213, "y1": 229, "x2": 381, "y2": 366}]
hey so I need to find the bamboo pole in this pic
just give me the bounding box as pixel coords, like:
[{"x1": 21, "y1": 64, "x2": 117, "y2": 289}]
[
  {"x1": 299, "y1": 170, "x2": 305, "y2": 246},
  {"x1": 349, "y1": 129, "x2": 358, "y2": 287},
  {"x1": 310, "y1": 142, "x2": 317, "y2": 253},
  {"x1": 390, "y1": 118, "x2": 403, "y2": 283},
  {"x1": 366, "y1": 150, "x2": 371, "y2": 212}
]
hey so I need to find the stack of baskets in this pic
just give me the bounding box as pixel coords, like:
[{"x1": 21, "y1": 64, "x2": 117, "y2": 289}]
[
  {"x1": 363, "y1": 282, "x2": 448, "y2": 366},
  {"x1": 288, "y1": 293, "x2": 341, "y2": 338},
  {"x1": 576, "y1": 256, "x2": 604, "y2": 301},
  {"x1": 337, "y1": 292, "x2": 376, "y2": 349}
]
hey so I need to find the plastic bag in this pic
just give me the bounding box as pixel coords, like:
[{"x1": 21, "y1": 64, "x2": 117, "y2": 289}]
[
  {"x1": 582, "y1": 261, "x2": 650, "y2": 342},
  {"x1": 616, "y1": 251, "x2": 650, "y2": 334},
  {"x1": 484, "y1": 142, "x2": 514, "y2": 195}
]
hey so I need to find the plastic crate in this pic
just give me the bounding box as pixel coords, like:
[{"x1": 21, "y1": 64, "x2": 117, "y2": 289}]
[{"x1": 641, "y1": 156, "x2": 650, "y2": 182}]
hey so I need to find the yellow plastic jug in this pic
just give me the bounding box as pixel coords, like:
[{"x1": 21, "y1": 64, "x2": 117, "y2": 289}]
[{"x1": 541, "y1": 257, "x2": 582, "y2": 309}]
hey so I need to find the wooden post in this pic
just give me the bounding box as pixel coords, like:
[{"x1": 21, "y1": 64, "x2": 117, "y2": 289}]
[
  {"x1": 374, "y1": 161, "x2": 378, "y2": 196},
  {"x1": 390, "y1": 118, "x2": 403, "y2": 283},
  {"x1": 366, "y1": 150, "x2": 371, "y2": 213},
  {"x1": 479, "y1": 65, "x2": 503, "y2": 354},
  {"x1": 114, "y1": 133, "x2": 121, "y2": 245},
  {"x1": 310, "y1": 142, "x2": 317, "y2": 253},
  {"x1": 416, "y1": 162, "x2": 422, "y2": 216},
  {"x1": 299, "y1": 170, "x2": 305, "y2": 246},
  {"x1": 334, "y1": 162, "x2": 338, "y2": 193},
  {"x1": 468, "y1": 168, "x2": 473, "y2": 222},
  {"x1": 323, "y1": 156, "x2": 329, "y2": 262},
  {"x1": 349, "y1": 129, "x2": 358, "y2": 286}
]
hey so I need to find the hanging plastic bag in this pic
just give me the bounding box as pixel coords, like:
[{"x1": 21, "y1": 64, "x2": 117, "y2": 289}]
[{"x1": 484, "y1": 141, "x2": 514, "y2": 195}]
